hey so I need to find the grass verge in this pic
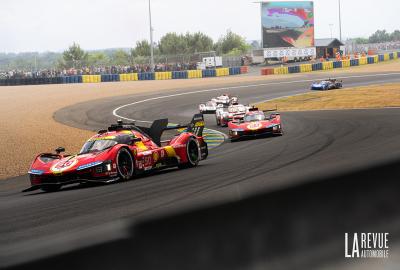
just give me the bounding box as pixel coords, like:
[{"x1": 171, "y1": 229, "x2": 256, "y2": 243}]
[{"x1": 256, "y1": 83, "x2": 400, "y2": 112}]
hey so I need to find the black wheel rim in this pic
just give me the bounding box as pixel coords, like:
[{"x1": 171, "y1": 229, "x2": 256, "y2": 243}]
[
  {"x1": 118, "y1": 150, "x2": 133, "y2": 177},
  {"x1": 188, "y1": 140, "x2": 199, "y2": 164}
]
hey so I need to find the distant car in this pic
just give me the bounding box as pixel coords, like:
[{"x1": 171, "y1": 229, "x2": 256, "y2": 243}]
[
  {"x1": 216, "y1": 103, "x2": 250, "y2": 126},
  {"x1": 199, "y1": 94, "x2": 238, "y2": 114},
  {"x1": 199, "y1": 100, "x2": 218, "y2": 114},
  {"x1": 228, "y1": 107, "x2": 283, "y2": 141},
  {"x1": 24, "y1": 115, "x2": 208, "y2": 192},
  {"x1": 311, "y1": 79, "x2": 343, "y2": 90}
]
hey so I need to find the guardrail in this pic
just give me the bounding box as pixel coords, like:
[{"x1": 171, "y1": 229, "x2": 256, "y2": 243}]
[
  {"x1": 261, "y1": 52, "x2": 400, "y2": 76},
  {"x1": 0, "y1": 66, "x2": 248, "y2": 86}
]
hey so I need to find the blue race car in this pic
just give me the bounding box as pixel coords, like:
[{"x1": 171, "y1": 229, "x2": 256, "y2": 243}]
[{"x1": 311, "y1": 79, "x2": 343, "y2": 90}]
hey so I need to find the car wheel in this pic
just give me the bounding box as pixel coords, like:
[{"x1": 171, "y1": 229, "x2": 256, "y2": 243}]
[
  {"x1": 40, "y1": 184, "x2": 61, "y2": 192},
  {"x1": 216, "y1": 117, "x2": 220, "y2": 126},
  {"x1": 178, "y1": 137, "x2": 200, "y2": 169},
  {"x1": 116, "y1": 148, "x2": 134, "y2": 181}
]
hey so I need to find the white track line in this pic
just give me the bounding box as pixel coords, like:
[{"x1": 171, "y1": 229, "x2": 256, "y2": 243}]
[
  {"x1": 113, "y1": 72, "x2": 400, "y2": 121},
  {"x1": 112, "y1": 72, "x2": 400, "y2": 143}
]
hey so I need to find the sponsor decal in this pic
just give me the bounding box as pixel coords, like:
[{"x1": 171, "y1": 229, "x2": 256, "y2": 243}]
[
  {"x1": 136, "y1": 160, "x2": 144, "y2": 169},
  {"x1": 195, "y1": 121, "x2": 205, "y2": 127},
  {"x1": 153, "y1": 151, "x2": 159, "y2": 162},
  {"x1": 247, "y1": 122, "x2": 262, "y2": 130},
  {"x1": 51, "y1": 157, "x2": 78, "y2": 174},
  {"x1": 345, "y1": 233, "x2": 389, "y2": 258}
]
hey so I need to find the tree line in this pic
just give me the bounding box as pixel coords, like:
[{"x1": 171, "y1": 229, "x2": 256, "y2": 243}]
[
  {"x1": 353, "y1": 29, "x2": 400, "y2": 44},
  {"x1": 0, "y1": 30, "x2": 250, "y2": 71}
]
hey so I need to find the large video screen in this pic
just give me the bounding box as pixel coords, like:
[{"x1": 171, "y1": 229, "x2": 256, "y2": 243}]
[{"x1": 262, "y1": 1, "x2": 314, "y2": 48}]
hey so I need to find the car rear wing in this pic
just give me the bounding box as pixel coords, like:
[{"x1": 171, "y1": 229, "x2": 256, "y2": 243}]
[{"x1": 138, "y1": 114, "x2": 205, "y2": 146}]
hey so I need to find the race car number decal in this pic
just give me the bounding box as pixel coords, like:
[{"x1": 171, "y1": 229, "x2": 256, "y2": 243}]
[
  {"x1": 51, "y1": 157, "x2": 78, "y2": 174},
  {"x1": 247, "y1": 122, "x2": 262, "y2": 130}
]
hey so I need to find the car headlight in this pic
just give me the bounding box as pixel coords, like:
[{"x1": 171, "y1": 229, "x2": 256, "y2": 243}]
[{"x1": 77, "y1": 161, "x2": 103, "y2": 171}]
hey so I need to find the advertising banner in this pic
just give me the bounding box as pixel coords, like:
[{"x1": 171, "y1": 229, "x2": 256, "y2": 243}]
[
  {"x1": 262, "y1": 1, "x2": 314, "y2": 48},
  {"x1": 263, "y1": 47, "x2": 316, "y2": 58}
]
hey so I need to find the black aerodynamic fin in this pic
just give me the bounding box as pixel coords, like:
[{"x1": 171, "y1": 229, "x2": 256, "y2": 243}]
[
  {"x1": 187, "y1": 114, "x2": 205, "y2": 137},
  {"x1": 137, "y1": 118, "x2": 169, "y2": 146}
]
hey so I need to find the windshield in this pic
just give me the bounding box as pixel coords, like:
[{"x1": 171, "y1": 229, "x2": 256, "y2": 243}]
[
  {"x1": 80, "y1": 139, "x2": 117, "y2": 154},
  {"x1": 229, "y1": 106, "x2": 246, "y2": 113},
  {"x1": 244, "y1": 114, "x2": 265, "y2": 122},
  {"x1": 206, "y1": 101, "x2": 214, "y2": 106}
]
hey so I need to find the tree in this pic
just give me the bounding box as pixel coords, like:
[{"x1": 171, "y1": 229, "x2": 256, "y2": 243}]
[
  {"x1": 62, "y1": 42, "x2": 88, "y2": 68},
  {"x1": 185, "y1": 32, "x2": 214, "y2": 53},
  {"x1": 390, "y1": 30, "x2": 400, "y2": 42},
  {"x1": 134, "y1": 40, "x2": 151, "y2": 56},
  {"x1": 353, "y1": 37, "x2": 369, "y2": 44},
  {"x1": 368, "y1": 30, "x2": 390, "y2": 43},
  {"x1": 87, "y1": 52, "x2": 109, "y2": 67},
  {"x1": 214, "y1": 30, "x2": 250, "y2": 55},
  {"x1": 159, "y1": 33, "x2": 188, "y2": 55},
  {"x1": 111, "y1": 49, "x2": 129, "y2": 66}
]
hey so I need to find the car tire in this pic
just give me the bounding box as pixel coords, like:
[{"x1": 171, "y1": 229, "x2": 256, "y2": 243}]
[
  {"x1": 116, "y1": 148, "x2": 134, "y2": 181},
  {"x1": 40, "y1": 184, "x2": 61, "y2": 192},
  {"x1": 216, "y1": 117, "x2": 220, "y2": 126},
  {"x1": 178, "y1": 137, "x2": 200, "y2": 169}
]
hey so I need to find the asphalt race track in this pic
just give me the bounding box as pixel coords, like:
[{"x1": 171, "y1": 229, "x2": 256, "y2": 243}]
[{"x1": 1, "y1": 71, "x2": 400, "y2": 267}]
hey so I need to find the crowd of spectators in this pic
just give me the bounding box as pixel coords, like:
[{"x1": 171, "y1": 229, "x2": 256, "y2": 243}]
[{"x1": 0, "y1": 62, "x2": 200, "y2": 79}]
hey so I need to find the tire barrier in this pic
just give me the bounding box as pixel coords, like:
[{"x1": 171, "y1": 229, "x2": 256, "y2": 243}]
[
  {"x1": 359, "y1": 57, "x2": 368, "y2": 65},
  {"x1": 258, "y1": 52, "x2": 400, "y2": 77},
  {"x1": 288, "y1": 65, "x2": 300, "y2": 73},
  {"x1": 367, "y1": 57, "x2": 375, "y2": 64},
  {"x1": 312, "y1": 62, "x2": 323, "y2": 71},
  {"x1": 216, "y1": 68, "x2": 229, "y2": 77},
  {"x1": 261, "y1": 68, "x2": 274, "y2": 75},
  {"x1": 350, "y1": 59, "x2": 359, "y2": 66},
  {"x1": 202, "y1": 69, "x2": 216, "y2": 77},
  {"x1": 82, "y1": 75, "x2": 101, "y2": 83},
  {"x1": 119, "y1": 73, "x2": 139, "y2": 81},
  {"x1": 240, "y1": 66, "x2": 249, "y2": 74},
  {"x1": 300, "y1": 64, "x2": 312, "y2": 73},
  {"x1": 333, "y1": 61, "x2": 342, "y2": 68},
  {"x1": 187, "y1": 70, "x2": 203, "y2": 79},
  {"x1": 342, "y1": 59, "x2": 351, "y2": 68},
  {"x1": 228, "y1": 67, "x2": 241, "y2": 75},
  {"x1": 138, "y1": 72, "x2": 155, "y2": 80},
  {"x1": 273, "y1": 66, "x2": 289, "y2": 74},
  {"x1": 101, "y1": 74, "x2": 120, "y2": 82},
  {"x1": 155, "y1": 72, "x2": 172, "y2": 80},
  {"x1": 172, "y1": 71, "x2": 188, "y2": 79},
  {"x1": 322, "y1": 61, "x2": 334, "y2": 70}
]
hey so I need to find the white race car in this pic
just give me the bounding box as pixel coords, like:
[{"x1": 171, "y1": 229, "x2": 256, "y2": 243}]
[
  {"x1": 216, "y1": 103, "x2": 250, "y2": 126},
  {"x1": 199, "y1": 94, "x2": 238, "y2": 114}
]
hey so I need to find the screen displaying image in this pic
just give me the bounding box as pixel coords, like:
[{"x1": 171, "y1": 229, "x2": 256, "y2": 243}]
[{"x1": 262, "y1": 1, "x2": 314, "y2": 48}]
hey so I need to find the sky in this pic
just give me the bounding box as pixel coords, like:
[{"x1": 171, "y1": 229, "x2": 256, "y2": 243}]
[{"x1": 1, "y1": 0, "x2": 399, "y2": 53}]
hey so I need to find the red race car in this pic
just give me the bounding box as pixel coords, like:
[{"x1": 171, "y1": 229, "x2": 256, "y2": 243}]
[
  {"x1": 24, "y1": 115, "x2": 208, "y2": 192},
  {"x1": 228, "y1": 107, "x2": 283, "y2": 141}
]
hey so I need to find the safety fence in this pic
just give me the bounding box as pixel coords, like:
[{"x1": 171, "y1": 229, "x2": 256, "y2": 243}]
[
  {"x1": 261, "y1": 52, "x2": 400, "y2": 76},
  {"x1": 0, "y1": 66, "x2": 247, "y2": 86}
]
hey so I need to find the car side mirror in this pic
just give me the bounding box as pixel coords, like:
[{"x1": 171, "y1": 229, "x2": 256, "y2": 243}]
[{"x1": 55, "y1": 147, "x2": 65, "y2": 154}]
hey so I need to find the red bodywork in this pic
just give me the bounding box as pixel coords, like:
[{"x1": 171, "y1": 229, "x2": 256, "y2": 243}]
[
  {"x1": 26, "y1": 117, "x2": 208, "y2": 192},
  {"x1": 228, "y1": 110, "x2": 283, "y2": 141}
]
